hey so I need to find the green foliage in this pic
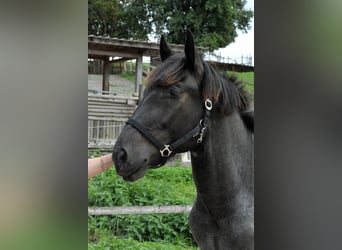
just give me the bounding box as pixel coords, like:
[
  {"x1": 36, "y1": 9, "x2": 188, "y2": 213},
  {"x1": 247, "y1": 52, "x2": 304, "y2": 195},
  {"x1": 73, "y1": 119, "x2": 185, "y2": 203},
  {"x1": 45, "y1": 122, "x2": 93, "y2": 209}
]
[
  {"x1": 88, "y1": 166, "x2": 197, "y2": 247},
  {"x1": 89, "y1": 213, "x2": 194, "y2": 244},
  {"x1": 89, "y1": 229, "x2": 198, "y2": 249},
  {"x1": 88, "y1": 166, "x2": 196, "y2": 206},
  {"x1": 88, "y1": 0, "x2": 253, "y2": 51},
  {"x1": 88, "y1": 0, "x2": 120, "y2": 36},
  {"x1": 88, "y1": 149, "x2": 105, "y2": 158},
  {"x1": 88, "y1": 0, "x2": 152, "y2": 39}
]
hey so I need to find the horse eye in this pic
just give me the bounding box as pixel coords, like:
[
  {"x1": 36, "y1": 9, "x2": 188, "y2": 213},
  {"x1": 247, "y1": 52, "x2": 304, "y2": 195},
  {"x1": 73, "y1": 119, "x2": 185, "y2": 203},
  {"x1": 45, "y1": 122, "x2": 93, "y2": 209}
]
[{"x1": 169, "y1": 86, "x2": 182, "y2": 97}]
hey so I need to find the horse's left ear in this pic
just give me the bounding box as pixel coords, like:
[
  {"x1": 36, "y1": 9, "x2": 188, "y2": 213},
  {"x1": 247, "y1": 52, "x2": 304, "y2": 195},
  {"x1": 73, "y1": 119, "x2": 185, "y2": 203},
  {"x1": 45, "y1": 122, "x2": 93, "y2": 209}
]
[
  {"x1": 184, "y1": 30, "x2": 195, "y2": 69},
  {"x1": 160, "y1": 35, "x2": 173, "y2": 62}
]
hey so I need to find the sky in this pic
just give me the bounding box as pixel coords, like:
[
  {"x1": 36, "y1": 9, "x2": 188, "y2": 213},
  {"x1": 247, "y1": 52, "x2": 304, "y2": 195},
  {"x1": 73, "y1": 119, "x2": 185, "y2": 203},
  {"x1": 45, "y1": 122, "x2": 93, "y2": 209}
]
[{"x1": 214, "y1": 0, "x2": 254, "y2": 65}]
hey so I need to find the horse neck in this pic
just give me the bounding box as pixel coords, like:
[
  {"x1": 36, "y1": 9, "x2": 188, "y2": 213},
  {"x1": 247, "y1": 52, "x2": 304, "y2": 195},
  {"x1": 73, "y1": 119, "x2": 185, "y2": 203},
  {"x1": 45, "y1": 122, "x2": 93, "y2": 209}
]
[{"x1": 190, "y1": 111, "x2": 254, "y2": 201}]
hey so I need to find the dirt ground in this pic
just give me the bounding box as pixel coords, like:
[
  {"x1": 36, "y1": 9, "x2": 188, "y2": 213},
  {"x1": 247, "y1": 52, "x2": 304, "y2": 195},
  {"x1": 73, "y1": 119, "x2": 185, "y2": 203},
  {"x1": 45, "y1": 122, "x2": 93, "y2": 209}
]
[{"x1": 88, "y1": 74, "x2": 135, "y2": 96}]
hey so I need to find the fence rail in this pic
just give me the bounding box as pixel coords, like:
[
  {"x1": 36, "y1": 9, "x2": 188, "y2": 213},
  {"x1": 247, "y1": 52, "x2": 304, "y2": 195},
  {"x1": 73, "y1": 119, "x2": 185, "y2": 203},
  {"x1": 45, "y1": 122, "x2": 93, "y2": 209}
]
[
  {"x1": 205, "y1": 52, "x2": 253, "y2": 66},
  {"x1": 88, "y1": 93, "x2": 138, "y2": 148},
  {"x1": 88, "y1": 205, "x2": 193, "y2": 215}
]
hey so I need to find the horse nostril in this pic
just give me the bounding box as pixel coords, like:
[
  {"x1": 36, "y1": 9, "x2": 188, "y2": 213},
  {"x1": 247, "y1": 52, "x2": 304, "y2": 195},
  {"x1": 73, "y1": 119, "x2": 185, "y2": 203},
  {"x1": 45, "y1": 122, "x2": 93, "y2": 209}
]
[
  {"x1": 114, "y1": 148, "x2": 128, "y2": 173},
  {"x1": 118, "y1": 148, "x2": 127, "y2": 163}
]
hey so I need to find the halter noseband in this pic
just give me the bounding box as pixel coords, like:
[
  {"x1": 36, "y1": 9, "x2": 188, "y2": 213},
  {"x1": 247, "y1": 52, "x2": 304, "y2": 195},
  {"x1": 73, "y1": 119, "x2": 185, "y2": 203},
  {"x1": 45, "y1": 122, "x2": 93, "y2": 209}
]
[{"x1": 125, "y1": 99, "x2": 212, "y2": 168}]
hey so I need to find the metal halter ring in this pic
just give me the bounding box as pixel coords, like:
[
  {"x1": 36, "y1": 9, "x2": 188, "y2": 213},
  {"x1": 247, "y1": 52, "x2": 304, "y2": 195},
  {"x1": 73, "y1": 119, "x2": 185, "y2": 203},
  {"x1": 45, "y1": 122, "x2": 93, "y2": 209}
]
[
  {"x1": 205, "y1": 99, "x2": 213, "y2": 110},
  {"x1": 160, "y1": 145, "x2": 172, "y2": 157}
]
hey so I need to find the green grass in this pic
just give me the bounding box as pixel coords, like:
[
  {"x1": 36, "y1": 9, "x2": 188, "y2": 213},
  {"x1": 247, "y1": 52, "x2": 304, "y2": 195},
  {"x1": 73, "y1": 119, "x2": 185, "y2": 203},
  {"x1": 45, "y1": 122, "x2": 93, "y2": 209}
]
[
  {"x1": 119, "y1": 62, "x2": 151, "y2": 83},
  {"x1": 120, "y1": 71, "x2": 135, "y2": 83},
  {"x1": 227, "y1": 71, "x2": 254, "y2": 92}
]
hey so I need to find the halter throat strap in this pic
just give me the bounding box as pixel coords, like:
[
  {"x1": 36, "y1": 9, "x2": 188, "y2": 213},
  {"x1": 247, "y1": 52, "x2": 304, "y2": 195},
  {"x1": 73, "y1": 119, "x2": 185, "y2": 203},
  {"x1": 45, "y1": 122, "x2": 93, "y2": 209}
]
[{"x1": 125, "y1": 99, "x2": 212, "y2": 162}]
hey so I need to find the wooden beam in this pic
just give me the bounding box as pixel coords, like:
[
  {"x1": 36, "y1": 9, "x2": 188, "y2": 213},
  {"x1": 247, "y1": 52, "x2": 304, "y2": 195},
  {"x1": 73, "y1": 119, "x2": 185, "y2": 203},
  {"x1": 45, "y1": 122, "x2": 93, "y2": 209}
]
[
  {"x1": 88, "y1": 205, "x2": 193, "y2": 215},
  {"x1": 88, "y1": 35, "x2": 207, "y2": 54},
  {"x1": 109, "y1": 57, "x2": 130, "y2": 64},
  {"x1": 88, "y1": 49, "x2": 138, "y2": 59},
  {"x1": 88, "y1": 54, "x2": 108, "y2": 60},
  {"x1": 88, "y1": 93, "x2": 139, "y2": 101}
]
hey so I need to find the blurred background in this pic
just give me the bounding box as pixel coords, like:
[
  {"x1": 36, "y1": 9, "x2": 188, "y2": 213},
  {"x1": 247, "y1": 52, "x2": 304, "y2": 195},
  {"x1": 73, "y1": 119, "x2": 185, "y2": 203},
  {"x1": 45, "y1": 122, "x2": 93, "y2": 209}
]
[{"x1": 0, "y1": 0, "x2": 341, "y2": 249}]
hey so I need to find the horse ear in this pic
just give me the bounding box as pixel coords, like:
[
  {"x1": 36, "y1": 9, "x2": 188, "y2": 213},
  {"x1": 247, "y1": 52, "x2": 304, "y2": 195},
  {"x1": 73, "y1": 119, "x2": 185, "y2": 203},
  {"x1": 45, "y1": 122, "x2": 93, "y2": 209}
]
[
  {"x1": 241, "y1": 110, "x2": 254, "y2": 133},
  {"x1": 160, "y1": 35, "x2": 172, "y2": 61},
  {"x1": 184, "y1": 30, "x2": 195, "y2": 69}
]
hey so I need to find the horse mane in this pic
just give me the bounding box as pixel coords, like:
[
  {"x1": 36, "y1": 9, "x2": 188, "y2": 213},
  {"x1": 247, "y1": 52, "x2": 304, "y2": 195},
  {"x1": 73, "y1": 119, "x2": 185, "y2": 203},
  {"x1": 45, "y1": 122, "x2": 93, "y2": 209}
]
[
  {"x1": 146, "y1": 53, "x2": 251, "y2": 115},
  {"x1": 201, "y1": 61, "x2": 251, "y2": 115}
]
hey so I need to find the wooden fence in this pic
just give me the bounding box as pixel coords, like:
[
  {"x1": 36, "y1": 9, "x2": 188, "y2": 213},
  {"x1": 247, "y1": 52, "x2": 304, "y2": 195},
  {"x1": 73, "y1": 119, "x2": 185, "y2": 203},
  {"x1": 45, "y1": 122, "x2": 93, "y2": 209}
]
[
  {"x1": 88, "y1": 205, "x2": 192, "y2": 215},
  {"x1": 88, "y1": 93, "x2": 138, "y2": 148}
]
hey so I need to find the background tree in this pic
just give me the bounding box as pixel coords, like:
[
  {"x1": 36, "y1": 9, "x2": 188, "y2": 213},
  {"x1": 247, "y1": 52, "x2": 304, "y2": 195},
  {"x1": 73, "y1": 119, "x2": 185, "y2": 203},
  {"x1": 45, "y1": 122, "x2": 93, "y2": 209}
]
[
  {"x1": 148, "y1": 0, "x2": 253, "y2": 51},
  {"x1": 88, "y1": 0, "x2": 151, "y2": 40},
  {"x1": 88, "y1": 0, "x2": 120, "y2": 37},
  {"x1": 88, "y1": 0, "x2": 253, "y2": 51}
]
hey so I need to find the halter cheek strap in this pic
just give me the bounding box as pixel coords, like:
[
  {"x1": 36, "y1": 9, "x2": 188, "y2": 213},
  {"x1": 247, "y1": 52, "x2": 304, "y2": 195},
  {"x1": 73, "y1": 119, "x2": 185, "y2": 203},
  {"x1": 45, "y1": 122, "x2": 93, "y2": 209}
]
[{"x1": 125, "y1": 99, "x2": 212, "y2": 167}]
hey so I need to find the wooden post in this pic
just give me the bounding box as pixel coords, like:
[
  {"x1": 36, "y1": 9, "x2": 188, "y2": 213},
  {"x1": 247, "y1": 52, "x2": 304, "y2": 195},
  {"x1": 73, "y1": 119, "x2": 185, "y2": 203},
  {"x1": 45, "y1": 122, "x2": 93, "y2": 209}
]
[
  {"x1": 102, "y1": 57, "x2": 110, "y2": 93},
  {"x1": 138, "y1": 84, "x2": 144, "y2": 104},
  {"x1": 135, "y1": 55, "x2": 143, "y2": 94},
  {"x1": 96, "y1": 60, "x2": 101, "y2": 74}
]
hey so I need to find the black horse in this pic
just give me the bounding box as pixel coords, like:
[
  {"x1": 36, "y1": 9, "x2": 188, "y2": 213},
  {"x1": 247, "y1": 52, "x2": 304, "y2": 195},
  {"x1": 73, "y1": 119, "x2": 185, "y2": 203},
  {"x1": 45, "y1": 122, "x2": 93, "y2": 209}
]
[{"x1": 112, "y1": 31, "x2": 254, "y2": 249}]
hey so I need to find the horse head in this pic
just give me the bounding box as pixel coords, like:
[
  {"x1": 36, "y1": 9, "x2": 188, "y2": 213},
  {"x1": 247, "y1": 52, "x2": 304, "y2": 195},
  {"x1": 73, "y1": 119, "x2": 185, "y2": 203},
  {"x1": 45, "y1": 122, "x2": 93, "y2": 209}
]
[{"x1": 112, "y1": 31, "x2": 206, "y2": 182}]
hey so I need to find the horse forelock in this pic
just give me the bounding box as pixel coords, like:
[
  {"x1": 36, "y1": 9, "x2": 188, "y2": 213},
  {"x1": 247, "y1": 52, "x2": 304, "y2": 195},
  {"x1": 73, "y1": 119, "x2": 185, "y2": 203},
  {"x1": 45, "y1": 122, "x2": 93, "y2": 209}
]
[
  {"x1": 146, "y1": 54, "x2": 186, "y2": 87},
  {"x1": 146, "y1": 52, "x2": 205, "y2": 88},
  {"x1": 201, "y1": 62, "x2": 251, "y2": 115}
]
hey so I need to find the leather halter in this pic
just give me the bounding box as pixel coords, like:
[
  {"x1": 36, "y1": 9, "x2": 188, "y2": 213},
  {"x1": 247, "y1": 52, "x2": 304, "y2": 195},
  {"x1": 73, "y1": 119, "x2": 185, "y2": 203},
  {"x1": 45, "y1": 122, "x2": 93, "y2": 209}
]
[{"x1": 125, "y1": 99, "x2": 213, "y2": 168}]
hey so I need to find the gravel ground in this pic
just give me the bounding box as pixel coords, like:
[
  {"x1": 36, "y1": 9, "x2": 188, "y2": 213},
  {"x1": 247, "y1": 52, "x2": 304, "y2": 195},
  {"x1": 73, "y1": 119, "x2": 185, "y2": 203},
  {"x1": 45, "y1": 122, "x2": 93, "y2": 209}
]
[{"x1": 88, "y1": 74, "x2": 135, "y2": 96}]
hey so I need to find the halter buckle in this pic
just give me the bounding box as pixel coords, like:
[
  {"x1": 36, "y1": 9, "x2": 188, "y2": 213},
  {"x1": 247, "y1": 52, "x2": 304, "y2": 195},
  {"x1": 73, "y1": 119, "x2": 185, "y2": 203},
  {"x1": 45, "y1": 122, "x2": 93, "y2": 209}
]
[
  {"x1": 205, "y1": 99, "x2": 213, "y2": 111},
  {"x1": 196, "y1": 126, "x2": 207, "y2": 143},
  {"x1": 160, "y1": 144, "x2": 172, "y2": 157}
]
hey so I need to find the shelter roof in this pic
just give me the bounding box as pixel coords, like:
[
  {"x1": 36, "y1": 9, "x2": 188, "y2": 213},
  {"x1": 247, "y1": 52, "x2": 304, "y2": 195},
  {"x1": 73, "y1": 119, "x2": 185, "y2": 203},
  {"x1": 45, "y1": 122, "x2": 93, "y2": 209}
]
[{"x1": 88, "y1": 35, "x2": 207, "y2": 60}]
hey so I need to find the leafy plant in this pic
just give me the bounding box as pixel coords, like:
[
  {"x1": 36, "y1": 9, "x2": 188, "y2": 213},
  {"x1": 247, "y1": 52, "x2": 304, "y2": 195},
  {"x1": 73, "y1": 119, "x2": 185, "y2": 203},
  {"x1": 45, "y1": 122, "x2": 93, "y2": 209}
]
[
  {"x1": 88, "y1": 228, "x2": 198, "y2": 250},
  {"x1": 88, "y1": 165, "x2": 198, "y2": 247}
]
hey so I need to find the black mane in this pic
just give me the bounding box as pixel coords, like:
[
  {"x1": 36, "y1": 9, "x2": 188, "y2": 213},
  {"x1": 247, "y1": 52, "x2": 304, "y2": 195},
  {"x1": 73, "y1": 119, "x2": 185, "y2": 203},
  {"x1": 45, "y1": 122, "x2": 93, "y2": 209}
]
[
  {"x1": 202, "y1": 61, "x2": 251, "y2": 115},
  {"x1": 147, "y1": 52, "x2": 251, "y2": 115}
]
